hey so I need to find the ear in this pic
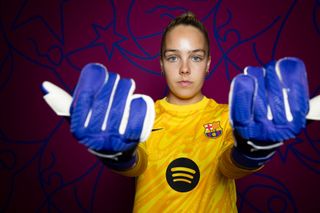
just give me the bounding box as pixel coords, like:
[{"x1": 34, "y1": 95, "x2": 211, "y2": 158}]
[
  {"x1": 160, "y1": 59, "x2": 164, "y2": 74},
  {"x1": 206, "y1": 55, "x2": 211, "y2": 73}
]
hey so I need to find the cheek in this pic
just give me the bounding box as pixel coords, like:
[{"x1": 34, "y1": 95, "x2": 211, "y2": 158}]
[
  {"x1": 164, "y1": 71, "x2": 176, "y2": 86},
  {"x1": 163, "y1": 64, "x2": 179, "y2": 79},
  {"x1": 164, "y1": 62, "x2": 180, "y2": 71},
  {"x1": 195, "y1": 74, "x2": 206, "y2": 88},
  {"x1": 191, "y1": 64, "x2": 207, "y2": 79}
]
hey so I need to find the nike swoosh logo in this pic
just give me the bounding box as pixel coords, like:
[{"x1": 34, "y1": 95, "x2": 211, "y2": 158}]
[{"x1": 152, "y1": 128, "x2": 164, "y2": 132}]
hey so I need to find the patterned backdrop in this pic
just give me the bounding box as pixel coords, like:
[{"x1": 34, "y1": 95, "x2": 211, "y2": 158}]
[{"x1": 1, "y1": 0, "x2": 320, "y2": 212}]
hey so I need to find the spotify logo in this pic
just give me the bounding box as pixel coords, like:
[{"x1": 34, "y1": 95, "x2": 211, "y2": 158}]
[{"x1": 166, "y1": 158, "x2": 200, "y2": 192}]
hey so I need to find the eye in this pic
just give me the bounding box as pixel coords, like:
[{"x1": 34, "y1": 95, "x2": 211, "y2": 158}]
[
  {"x1": 191, "y1": 55, "x2": 203, "y2": 62},
  {"x1": 166, "y1": 55, "x2": 178, "y2": 62}
]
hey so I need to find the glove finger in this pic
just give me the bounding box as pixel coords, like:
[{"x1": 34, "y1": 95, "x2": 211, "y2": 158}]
[
  {"x1": 229, "y1": 74, "x2": 256, "y2": 126},
  {"x1": 123, "y1": 95, "x2": 155, "y2": 142},
  {"x1": 265, "y1": 61, "x2": 287, "y2": 125},
  {"x1": 276, "y1": 57, "x2": 309, "y2": 120},
  {"x1": 70, "y1": 92, "x2": 94, "y2": 140},
  {"x1": 72, "y1": 63, "x2": 108, "y2": 111},
  {"x1": 89, "y1": 72, "x2": 119, "y2": 131},
  {"x1": 70, "y1": 63, "x2": 108, "y2": 139},
  {"x1": 103, "y1": 78, "x2": 134, "y2": 132},
  {"x1": 245, "y1": 66, "x2": 268, "y2": 121}
]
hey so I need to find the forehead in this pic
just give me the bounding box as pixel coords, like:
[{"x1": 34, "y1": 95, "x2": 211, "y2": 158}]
[{"x1": 164, "y1": 25, "x2": 207, "y2": 50}]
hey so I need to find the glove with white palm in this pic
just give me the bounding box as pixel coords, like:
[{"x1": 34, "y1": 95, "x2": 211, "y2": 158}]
[{"x1": 42, "y1": 63, "x2": 155, "y2": 170}]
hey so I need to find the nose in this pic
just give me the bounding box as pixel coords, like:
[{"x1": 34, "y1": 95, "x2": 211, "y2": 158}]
[{"x1": 179, "y1": 60, "x2": 190, "y2": 75}]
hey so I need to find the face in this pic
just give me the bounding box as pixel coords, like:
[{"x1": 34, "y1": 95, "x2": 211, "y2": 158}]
[{"x1": 161, "y1": 25, "x2": 211, "y2": 105}]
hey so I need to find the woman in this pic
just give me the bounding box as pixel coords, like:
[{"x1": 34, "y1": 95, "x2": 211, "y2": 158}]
[
  {"x1": 56, "y1": 12, "x2": 308, "y2": 213},
  {"x1": 121, "y1": 12, "x2": 251, "y2": 212}
]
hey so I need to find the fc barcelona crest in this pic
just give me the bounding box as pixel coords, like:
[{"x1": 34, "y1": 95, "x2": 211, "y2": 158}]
[{"x1": 203, "y1": 121, "x2": 223, "y2": 138}]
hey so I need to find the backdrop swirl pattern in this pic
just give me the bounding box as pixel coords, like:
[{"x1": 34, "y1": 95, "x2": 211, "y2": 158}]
[{"x1": 0, "y1": 0, "x2": 320, "y2": 212}]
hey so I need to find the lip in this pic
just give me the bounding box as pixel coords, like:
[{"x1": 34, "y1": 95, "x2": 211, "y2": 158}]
[{"x1": 177, "y1": 80, "x2": 192, "y2": 87}]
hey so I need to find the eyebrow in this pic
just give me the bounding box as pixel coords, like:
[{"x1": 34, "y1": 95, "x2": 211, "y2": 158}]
[{"x1": 163, "y1": 49, "x2": 206, "y2": 55}]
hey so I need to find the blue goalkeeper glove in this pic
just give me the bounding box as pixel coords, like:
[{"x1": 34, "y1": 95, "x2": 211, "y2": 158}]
[
  {"x1": 42, "y1": 63, "x2": 155, "y2": 170},
  {"x1": 229, "y1": 57, "x2": 309, "y2": 168}
]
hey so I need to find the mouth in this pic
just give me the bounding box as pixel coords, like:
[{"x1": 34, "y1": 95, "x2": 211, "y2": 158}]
[{"x1": 177, "y1": 80, "x2": 192, "y2": 87}]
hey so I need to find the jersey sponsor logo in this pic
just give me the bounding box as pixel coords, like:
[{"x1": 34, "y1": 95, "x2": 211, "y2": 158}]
[
  {"x1": 203, "y1": 121, "x2": 223, "y2": 138},
  {"x1": 166, "y1": 158, "x2": 200, "y2": 193}
]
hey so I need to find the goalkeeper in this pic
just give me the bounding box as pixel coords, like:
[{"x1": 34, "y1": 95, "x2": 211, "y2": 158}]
[{"x1": 43, "y1": 12, "x2": 312, "y2": 212}]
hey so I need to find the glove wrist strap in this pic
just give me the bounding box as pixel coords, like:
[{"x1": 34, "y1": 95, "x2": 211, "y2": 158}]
[
  {"x1": 231, "y1": 131, "x2": 281, "y2": 169},
  {"x1": 89, "y1": 147, "x2": 137, "y2": 171},
  {"x1": 233, "y1": 131, "x2": 282, "y2": 157},
  {"x1": 231, "y1": 147, "x2": 275, "y2": 169}
]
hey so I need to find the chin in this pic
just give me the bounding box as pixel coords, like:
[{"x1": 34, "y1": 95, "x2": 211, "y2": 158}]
[{"x1": 176, "y1": 92, "x2": 200, "y2": 101}]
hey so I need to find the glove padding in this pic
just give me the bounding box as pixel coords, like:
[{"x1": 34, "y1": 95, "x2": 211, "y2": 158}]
[
  {"x1": 70, "y1": 63, "x2": 155, "y2": 154},
  {"x1": 229, "y1": 57, "x2": 309, "y2": 144}
]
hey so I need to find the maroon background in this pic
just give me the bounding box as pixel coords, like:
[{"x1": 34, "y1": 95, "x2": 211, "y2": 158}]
[{"x1": 1, "y1": 0, "x2": 320, "y2": 212}]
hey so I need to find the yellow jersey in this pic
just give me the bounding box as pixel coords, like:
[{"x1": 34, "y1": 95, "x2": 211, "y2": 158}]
[{"x1": 117, "y1": 97, "x2": 257, "y2": 212}]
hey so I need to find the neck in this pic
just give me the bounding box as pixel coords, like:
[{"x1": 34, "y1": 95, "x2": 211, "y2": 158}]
[{"x1": 166, "y1": 93, "x2": 204, "y2": 105}]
